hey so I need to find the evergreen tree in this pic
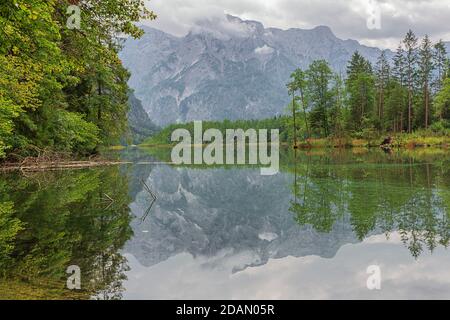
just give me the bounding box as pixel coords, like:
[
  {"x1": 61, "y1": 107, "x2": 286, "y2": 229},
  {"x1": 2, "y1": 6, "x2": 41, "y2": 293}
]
[
  {"x1": 346, "y1": 52, "x2": 375, "y2": 132},
  {"x1": 403, "y1": 30, "x2": 419, "y2": 133},
  {"x1": 433, "y1": 40, "x2": 448, "y2": 94},
  {"x1": 418, "y1": 35, "x2": 434, "y2": 128},
  {"x1": 375, "y1": 51, "x2": 390, "y2": 130}
]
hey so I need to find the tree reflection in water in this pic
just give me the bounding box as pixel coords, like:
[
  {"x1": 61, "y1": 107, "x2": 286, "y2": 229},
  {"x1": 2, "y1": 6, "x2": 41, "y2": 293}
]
[
  {"x1": 288, "y1": 148, "x2": 450, "y2": 259},
  {"x1": 0, "y1": 167, "x2": 133, "y2": 300}
]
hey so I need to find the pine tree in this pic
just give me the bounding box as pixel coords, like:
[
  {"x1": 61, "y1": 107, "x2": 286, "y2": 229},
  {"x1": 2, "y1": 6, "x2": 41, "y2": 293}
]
[
  {"x1": 403, "y1": 30, "x2": 418, "y2": 133},
  {"x1": 346, "y1": 52, "x2": 375, "y2": 131},
  {"x1": 375, "y1": 51, "x2": 390, "y2": 130},
  {"x1": 419, "y1": 35, "x2": 434, "y2": 129},
  {"x1": 433, "y1": 40, "x2": 448, "y2": 94}
]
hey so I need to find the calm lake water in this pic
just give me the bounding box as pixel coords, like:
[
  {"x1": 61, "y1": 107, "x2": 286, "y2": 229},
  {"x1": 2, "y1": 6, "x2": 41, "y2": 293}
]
[{"x1": 1, "y1": 147, "x2": 450, "y2": 299}]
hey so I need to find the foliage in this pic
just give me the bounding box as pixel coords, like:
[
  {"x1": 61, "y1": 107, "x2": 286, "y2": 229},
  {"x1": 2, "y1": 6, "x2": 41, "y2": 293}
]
[
  {"x1": 281, "y1": 30, "x2": 450, "y2": 142},
  {"x1": 0, "y1": 0, "x2": 156, "y2": 159},
  {"x1": 142, "y1": 116, "x2": 290, "y2": 146},
  {"x1": 0, "y1": 167, "x2": 133, "y2": 299}
]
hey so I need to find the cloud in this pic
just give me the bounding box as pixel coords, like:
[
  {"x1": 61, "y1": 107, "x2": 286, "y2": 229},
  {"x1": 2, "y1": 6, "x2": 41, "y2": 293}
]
[
  {"x1": 144, "y1": 0, "x2": 450, "y2": 49},
  {"x1": 122, "y1": 232, "x2": 450, "y2": 299},
  {"x1": 254, "y1": 45, "x2": 275, "y2": 55}
]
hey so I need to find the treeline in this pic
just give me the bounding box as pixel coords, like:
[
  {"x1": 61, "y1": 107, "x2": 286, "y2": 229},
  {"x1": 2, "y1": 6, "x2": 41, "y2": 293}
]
[
  {"x1": 287, "y1": 30, "x2": 450, "y2": 141},
  {"x1": 0, "y1": 0, "x2": 155, "y2": 159},
  {"x1": 143, "y1": 117, "x2": 291, "y2": 145}
]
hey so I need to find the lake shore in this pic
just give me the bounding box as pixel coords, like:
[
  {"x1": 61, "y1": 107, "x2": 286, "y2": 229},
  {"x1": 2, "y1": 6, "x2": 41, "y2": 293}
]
[{"x1": 0, "y1": 157, "x2": 131, "y2": 172}]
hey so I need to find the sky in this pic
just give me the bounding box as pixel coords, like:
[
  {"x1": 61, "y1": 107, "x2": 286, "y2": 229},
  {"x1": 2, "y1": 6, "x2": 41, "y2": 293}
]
[{"x1": 143, "y1": 0, "x2": 450, "y2": 49}]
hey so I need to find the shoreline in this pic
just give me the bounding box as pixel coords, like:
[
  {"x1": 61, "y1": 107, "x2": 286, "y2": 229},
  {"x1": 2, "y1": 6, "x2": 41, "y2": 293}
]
[
  {"x1": 2, "y1": 141, "x2": 448, "y2": 172},
  {"x1": 138, "y1": 142, "x2": 450, "y2": 149},
  {"x1": 0, "y1": 159, "x2": 132, "y2": 172}
]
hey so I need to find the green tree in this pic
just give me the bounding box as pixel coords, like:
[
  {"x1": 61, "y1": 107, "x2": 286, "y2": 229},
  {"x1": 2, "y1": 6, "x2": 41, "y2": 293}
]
[
  {"x1": 375, "y1": 51, "x2": 390, "y2": 130},
  {"x1": 403, "y1": 30, "x2": 419, "y2": 133},
  {"x1": 330, "y1": 73, "x2": 347, "y2": 137},
  {"x1": 0, "y1": 0, "x2": 156, "y2": 159},
  {"x1": 307, "y1": 60, "x2": 334, "y2": 137},
  {"x1": 434, "y1": 77, "x2": 450, "y2": 123},
  {"x1": 346, "y1": 52, "x2": 375, "y2": 132},
  {"x1": 433, "y1": 40, "x2": 448, "y2": 94},
  {"x1": 418, "y1": 35, "x2": 434, "y2": 129},
  {"x1": 287, "y1": 68, "x2": 311, "y2": 144}
]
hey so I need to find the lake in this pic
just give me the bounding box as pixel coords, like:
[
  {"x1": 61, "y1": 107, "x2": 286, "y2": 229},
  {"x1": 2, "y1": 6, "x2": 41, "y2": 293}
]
[{"x1": 1, "y1": 147, "x2": 449, "y2": 299}]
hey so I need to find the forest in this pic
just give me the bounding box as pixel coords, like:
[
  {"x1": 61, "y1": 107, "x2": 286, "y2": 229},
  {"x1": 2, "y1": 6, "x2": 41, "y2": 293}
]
[
  {"x1": 286, "y1": 30, "x2": 449, "y2": 143},
  {"x1": 0, "y1": 0, "x2": 155, "y2": 160}
]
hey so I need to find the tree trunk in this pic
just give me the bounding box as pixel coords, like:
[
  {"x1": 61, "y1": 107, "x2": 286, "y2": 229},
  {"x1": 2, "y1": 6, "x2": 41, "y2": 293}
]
[
  {"x1": 292, "y1": 94, "x2": 297, "y2": 148},
  {"x1": 424, "y1": 83, "x2": 429, "y2": 129},
  {"x1": 97, "y1": 79, "x2": 102, "y2": 121},
  {"x1": 408, "y1": 89, "x2": 412, "y2": 133},
  {"x1": 300, "y1": 91, "x2": 310, "y2": 139},
  {"x1": 400, "y1": 111, "x2": 404, "y2": 132}
]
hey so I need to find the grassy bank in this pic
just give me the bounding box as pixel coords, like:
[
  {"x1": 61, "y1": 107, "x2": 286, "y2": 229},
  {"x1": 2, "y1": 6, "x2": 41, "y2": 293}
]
[{"x1": 295, "y1": 133, "x2": 449, "y2": 149}]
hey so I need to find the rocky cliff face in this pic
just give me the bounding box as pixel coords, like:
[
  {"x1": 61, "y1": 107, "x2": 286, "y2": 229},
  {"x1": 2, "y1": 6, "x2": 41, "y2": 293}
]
[
  {"x1": 127, "y1": 92, "x2": 159, "y2": 144},
  {"x1": 120, "y1": 15, "x2": 390, "y2": 127}
]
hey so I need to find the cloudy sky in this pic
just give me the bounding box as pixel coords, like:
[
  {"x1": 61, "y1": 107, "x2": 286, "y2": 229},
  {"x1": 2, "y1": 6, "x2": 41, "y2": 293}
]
[
  {"x1": 143, "y1": 0, "x2": 450, "y2": 49},
  {"x1": 122, "y1": 232, "x2": 450, "y2": 299}
]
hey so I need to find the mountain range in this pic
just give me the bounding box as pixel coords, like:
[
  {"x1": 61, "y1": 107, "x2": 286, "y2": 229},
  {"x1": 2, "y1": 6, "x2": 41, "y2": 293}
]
[{"x1": 121, "y1": 15, "x2": 448, "y2": 127}]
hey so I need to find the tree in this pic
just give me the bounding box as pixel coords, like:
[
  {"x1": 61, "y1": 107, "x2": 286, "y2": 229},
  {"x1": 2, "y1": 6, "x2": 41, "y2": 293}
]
[
  {"x1": 391, "y1": 43, "x2": 408, "y2": 132},
  {"x1": 418, "y1": 35, "x2": 434, "y2": 129},
  {"x1": 287, "y1": 68, "x2": 311, "y2": 144},
  {"x1": 307, "y1": 60, "x2": 334, "y2": 137},
  {"x1": 385, "y1": 79, "x2": 408, "y2": 133},
  {"x1": 403, "y1": 30, "x2": 419, "y2": 133},
  {"x1": 375, "y1": 51, "x2": 390, "y2": 130},
  {"x1": 346, "y1": 52, "x2": 375, "y2": 132},
  {"x1": 330, "y1": 73, "x2": 347, "y2": 137},
  {"x1": 0, "y1": 0, "x2": 156, "y2": 159},
  {"x1": 392, "y1": 43, "x2": 406, "y2": 86},
  {"x1": 433, "y1": 40, "x2": 448, "y2": 94},
  {"x1": 434, "y1": 77, "x2": 450, "y2": 123}
]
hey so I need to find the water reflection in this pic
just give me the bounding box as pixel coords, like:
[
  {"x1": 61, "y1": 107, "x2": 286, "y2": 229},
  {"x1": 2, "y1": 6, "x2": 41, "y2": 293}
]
[
  {"x1": 0, "y1": 148, "x2": 449, "y2": 299},
  {"x1": 288, "y1": 149, "x2": 450, "y2": 258},
  {"x1": 0, "y1": 168, "x2": 133, "y2": 299}
]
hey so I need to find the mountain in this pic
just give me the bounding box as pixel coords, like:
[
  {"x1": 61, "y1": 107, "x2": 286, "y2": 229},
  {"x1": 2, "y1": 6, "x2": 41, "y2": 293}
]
[
  {"x1": 120, "y1": 15, "x2": 392, "y2": 127},
  {"x1": 127, "y1": 92, "x2": 159, "y2": 144}
]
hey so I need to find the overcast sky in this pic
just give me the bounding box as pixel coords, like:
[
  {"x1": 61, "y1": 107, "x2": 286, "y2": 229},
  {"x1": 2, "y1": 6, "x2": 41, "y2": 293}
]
[{"x1": 143, "y1": 0, "x2": 450, "y2": 49}]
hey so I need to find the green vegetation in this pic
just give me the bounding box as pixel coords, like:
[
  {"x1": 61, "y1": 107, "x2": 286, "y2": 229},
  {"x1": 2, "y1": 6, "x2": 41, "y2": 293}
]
[
  {"x1": 142, "y1": 118, "x2": 449, "y2": 149},
  {"x1": 287, "y1": 148, "x2": 450, "y2": 258},
  {"x1": 286, "y1": 30, "x2": 450, "y2": 143},
  {"x1": 0, "y1": 0, "x2": 155, "y2": 160},
  {"x1": 0, "y1": 167, "x2": 133, "y2": 299},
  {"x1": 142, "y1": 117, "x2": 291, "y2": 146}
]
